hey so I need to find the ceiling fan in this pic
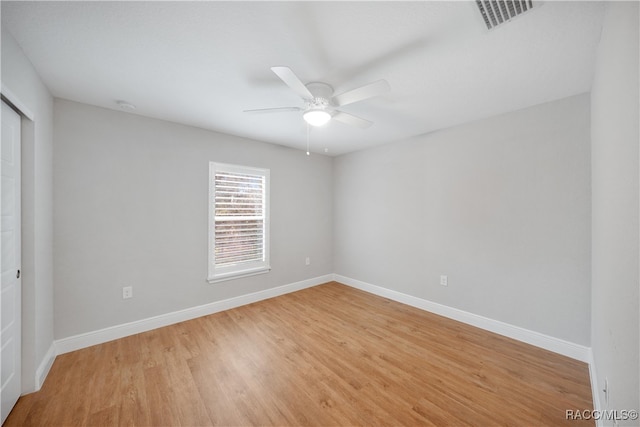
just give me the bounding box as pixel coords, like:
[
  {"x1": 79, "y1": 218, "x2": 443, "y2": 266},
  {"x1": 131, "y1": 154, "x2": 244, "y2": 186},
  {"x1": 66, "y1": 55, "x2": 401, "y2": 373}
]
[{"x1": 245, "y1": 66, "x2": 390, "y2": 129}]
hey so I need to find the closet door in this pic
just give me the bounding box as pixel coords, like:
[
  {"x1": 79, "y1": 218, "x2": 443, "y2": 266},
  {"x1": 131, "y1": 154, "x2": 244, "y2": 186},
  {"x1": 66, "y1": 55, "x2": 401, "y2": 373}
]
[{"x1": 1, "y1": 100, "x2": 22, "y2": 424}]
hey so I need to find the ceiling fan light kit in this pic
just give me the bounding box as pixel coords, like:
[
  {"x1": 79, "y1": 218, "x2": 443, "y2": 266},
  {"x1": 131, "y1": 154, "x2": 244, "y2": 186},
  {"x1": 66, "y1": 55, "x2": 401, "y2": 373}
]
[{"x1": 303, "y1": 109, "x2": 331, "y2": 127}]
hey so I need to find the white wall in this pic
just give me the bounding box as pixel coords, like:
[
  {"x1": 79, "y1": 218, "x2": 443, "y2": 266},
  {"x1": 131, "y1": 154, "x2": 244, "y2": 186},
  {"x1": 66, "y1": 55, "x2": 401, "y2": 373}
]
[
  {"x1": 334, "y1": 93, "x2": 592, "y2": 346},
  {"x1": 1, "y1": 29, "x2": 54, "y2": 392},
  {"x1": 53, "y1": 99, "x2": 333, "y2": 339},
  {"x1": 590, "y1": 2, "x2": 639, "y2": 422}
]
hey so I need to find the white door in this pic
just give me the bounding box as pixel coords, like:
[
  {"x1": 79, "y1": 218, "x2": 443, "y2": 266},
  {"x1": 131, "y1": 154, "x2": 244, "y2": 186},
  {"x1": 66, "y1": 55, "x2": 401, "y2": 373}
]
[{"x1": 0, "y1": 100, "x2": 21, "y2": 424}]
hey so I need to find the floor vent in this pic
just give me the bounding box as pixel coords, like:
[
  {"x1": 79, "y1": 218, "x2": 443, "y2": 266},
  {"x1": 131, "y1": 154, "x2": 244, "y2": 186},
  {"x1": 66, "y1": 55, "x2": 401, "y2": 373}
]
[{"x1": 476, "y1": 0, "x2": 535, "y2": 30}]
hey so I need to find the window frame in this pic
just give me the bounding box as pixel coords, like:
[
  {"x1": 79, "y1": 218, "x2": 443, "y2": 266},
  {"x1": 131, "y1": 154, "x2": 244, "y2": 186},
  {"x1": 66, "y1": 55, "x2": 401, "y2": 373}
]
[{"x1": 208, "y1": 162, "x2": 270, "y2": 283}]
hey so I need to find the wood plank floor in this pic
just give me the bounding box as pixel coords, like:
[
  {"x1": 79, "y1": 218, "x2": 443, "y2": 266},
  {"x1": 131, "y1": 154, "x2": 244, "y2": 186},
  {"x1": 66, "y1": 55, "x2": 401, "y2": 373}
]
[{"x1": 5, "y1": 282, "x2": 593, "y2": 426}]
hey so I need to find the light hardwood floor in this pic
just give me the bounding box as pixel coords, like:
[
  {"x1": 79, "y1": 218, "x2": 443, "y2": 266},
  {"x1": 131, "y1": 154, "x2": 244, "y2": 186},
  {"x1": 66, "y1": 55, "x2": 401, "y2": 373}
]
[{"x1": 5, "y1": 282, "x2": 593, "y2": 426}]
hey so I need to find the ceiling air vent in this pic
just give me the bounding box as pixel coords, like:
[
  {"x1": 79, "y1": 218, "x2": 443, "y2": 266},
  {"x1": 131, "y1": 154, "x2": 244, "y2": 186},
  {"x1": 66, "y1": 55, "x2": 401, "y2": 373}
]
[{"x1": 475, "y1": 0, "x2": 535, "y2": 30}]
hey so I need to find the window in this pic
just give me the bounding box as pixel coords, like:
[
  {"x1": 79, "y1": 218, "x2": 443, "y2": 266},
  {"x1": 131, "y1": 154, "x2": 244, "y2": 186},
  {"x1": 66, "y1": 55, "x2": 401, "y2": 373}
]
[{"x1": 208, "y1": 162, "x2": 270, "y2": 283}]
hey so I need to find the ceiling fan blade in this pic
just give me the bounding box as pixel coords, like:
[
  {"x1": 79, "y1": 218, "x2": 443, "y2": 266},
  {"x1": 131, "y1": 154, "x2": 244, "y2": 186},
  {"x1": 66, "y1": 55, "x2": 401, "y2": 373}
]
[
  {"x1": 243, "y1": 106, "x2": 303, "y2": 114},
  {"x1": 333, "y1": 79, "x2": 390, "y2": 107},
  {"x1": 332, "y1": 111, "x2": 373, "y2": 129},
  {"x1": 271, "y1": 66, "x2": 314, "y2": 100}
]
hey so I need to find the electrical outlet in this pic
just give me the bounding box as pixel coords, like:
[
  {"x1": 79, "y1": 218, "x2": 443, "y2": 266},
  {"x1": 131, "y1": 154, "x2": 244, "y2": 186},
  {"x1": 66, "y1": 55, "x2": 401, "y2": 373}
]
[
  {"x1": 305, "y1": 257, "x2": 311, "y2": 266},
  {"x1": 122, "y1": 286, "x2": 133, "y2": 299},
  {"x1": 440, "y1": 275, "x2": 448, "y2": 286}
]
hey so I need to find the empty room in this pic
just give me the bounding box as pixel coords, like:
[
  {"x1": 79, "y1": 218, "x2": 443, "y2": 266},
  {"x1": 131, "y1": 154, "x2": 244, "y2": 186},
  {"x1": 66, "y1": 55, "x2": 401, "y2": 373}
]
[{"x1": 0, "y1": 1, "x2": 638, "y2": 426}]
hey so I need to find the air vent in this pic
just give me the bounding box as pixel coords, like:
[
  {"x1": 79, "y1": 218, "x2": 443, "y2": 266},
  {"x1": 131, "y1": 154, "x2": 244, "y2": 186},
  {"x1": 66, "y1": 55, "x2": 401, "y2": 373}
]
[{"x1": 476, "y1": 0, "x2": 535, "y2": 30}]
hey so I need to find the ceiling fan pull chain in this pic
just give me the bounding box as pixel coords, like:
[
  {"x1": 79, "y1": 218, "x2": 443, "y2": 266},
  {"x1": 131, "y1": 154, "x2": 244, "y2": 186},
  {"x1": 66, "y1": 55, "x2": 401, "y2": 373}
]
[{"x1": 306, "y1": 123, "x2": 310, "y2": 156}]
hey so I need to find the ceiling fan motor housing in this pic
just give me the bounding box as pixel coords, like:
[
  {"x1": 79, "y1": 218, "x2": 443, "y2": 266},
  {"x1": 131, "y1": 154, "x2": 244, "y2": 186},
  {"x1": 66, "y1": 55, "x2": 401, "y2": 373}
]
[{"x1": 305, "y1": 82, "x2": 334, "y2": 110}]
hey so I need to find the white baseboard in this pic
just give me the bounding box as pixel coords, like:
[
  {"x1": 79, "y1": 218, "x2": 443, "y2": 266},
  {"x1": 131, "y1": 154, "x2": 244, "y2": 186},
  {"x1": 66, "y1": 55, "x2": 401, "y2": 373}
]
[
  {"x1": 35, "y1": 342, "x2": 56, "y2": 391},
  {"x1": 334, "y1": 274, "x2": 591, "y2": 363},
  {"x1": 50, "y1": 273, "x2": 594, "y2": 404},
  {"x1": 55, "y1": 274, "x2": 333, "y2": 355}
]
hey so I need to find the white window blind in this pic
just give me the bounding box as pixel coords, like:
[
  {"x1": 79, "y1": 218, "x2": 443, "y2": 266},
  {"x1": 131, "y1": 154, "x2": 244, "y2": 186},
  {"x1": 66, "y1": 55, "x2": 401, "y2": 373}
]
[{"x1": 208, "y1": 162, "x2": 270, "y2": 283}]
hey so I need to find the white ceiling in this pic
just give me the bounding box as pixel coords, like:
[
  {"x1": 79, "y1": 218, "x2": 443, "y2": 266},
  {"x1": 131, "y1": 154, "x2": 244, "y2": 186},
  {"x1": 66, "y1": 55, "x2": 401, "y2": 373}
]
[{"x1": 2, "y1": 1, "x2": 605, "y2": 156}]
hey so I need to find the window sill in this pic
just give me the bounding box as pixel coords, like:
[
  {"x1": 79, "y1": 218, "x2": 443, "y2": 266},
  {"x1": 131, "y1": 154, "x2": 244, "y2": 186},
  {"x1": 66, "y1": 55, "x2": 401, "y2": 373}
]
[{"x1": 207, "y1": 266, "x2": 271, "y2": 284}]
